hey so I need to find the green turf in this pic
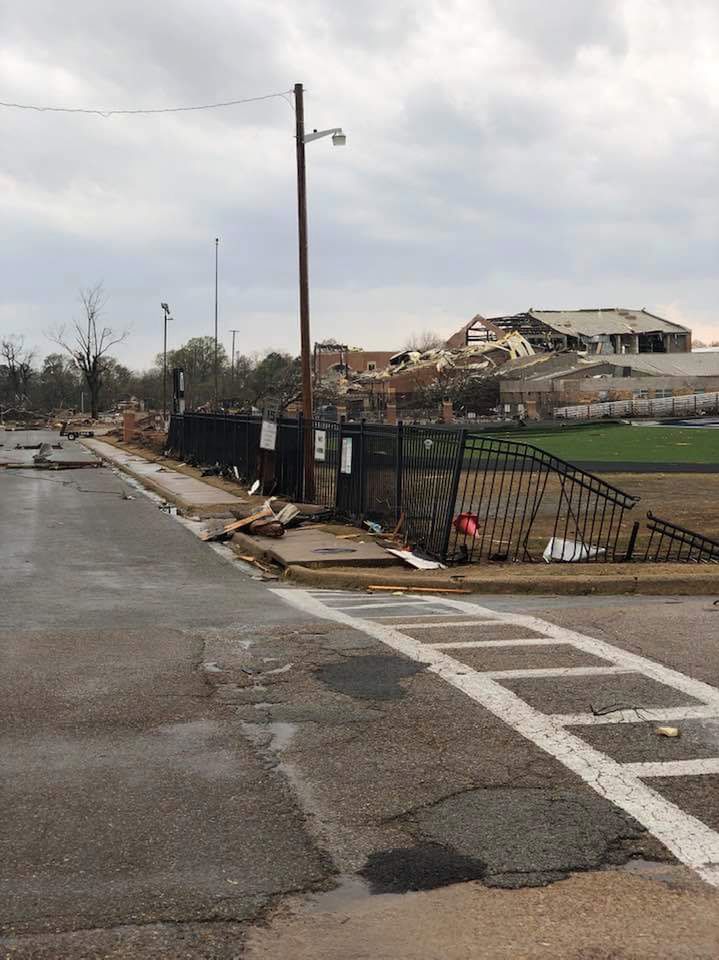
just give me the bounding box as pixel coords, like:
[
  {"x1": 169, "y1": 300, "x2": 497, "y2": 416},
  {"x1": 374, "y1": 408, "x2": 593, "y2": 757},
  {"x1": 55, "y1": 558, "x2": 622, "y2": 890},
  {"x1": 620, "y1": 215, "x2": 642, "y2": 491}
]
[{"x1": 491, "y1": 424, "x2": 719, "y2": 464}]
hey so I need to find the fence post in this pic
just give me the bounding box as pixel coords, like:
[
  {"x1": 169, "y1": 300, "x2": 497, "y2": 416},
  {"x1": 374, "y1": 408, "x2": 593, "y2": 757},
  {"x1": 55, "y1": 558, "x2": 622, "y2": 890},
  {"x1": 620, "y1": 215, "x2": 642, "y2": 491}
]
[
  {"x1": 439, "y1": 428, "x2": 467, "y2": 562},
  {"x1": 358, "y1": 418, "x2": 366, "y2": 518},
  {"x1": 297, "y1": 412, "x2": 305, "y2": 502},
  {"x1": 395, "y1": 420, "x2": 404, "y2": 523},
  {"x1": 333, "y1": 419, "x2": 345, "y2": 515},
  {"x1": 624, "y1": 520, "x2": 640, "y2": 562}
]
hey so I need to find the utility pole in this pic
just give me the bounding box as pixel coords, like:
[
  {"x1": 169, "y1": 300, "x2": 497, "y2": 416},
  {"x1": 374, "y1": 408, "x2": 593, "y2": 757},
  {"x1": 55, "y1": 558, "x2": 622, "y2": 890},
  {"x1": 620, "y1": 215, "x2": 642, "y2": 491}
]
[
  {"x1": 294, "y1": 82, "x2": 314, "y2": 496},
  {"x1": 229, "y1": 329, "x2": 240, "y2": 386},
  {"x1": 214, "y1": 237, "x2": 219, "y2": 409}
]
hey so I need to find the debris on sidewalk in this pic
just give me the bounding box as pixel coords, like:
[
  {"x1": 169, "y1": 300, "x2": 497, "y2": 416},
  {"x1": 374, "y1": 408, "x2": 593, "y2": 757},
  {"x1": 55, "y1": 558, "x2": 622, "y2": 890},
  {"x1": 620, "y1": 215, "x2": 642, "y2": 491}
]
[
  {"x1": 201, "y1": 507, "x2": 273, "y2": 541},
  {"x1": 656, "y1": 725, "x2": 681, "y2": 738},
  {"x1": 385, "y1": 548, "x2": 446, "y2": 570},
  {"x1": 248, "y1": 517, "x2": 285, "y2": 538},
  {"x1": 364, "y1": 520, "x2": 383, "y2": 535},
  {"x1": 275, "y1": 503, "x2": 300, "y2": 527}
]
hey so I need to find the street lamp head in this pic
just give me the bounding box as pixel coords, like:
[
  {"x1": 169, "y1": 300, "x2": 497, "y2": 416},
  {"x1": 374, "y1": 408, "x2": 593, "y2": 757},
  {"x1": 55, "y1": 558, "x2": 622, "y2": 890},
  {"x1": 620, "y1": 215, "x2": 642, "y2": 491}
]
[
  {"x1": 331, "y1": 129, "x2": 346, "y2": 146},
  {"x1": 161, "y1": 302, "x2": 170, "y2": 313}
]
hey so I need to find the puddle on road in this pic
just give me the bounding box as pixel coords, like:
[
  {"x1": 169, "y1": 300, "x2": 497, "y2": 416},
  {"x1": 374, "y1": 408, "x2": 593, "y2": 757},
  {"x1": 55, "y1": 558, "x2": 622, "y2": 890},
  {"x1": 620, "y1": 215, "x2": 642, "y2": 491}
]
[
  {"x1": 316, "y1": 654, "x2": 426, "y2": 701},
  {"x1": 306, "y1": 875, "x2": 379, "y2": 912},
  {"x1": 359, "y1": 843, "x2": 486, "y2": 894}
]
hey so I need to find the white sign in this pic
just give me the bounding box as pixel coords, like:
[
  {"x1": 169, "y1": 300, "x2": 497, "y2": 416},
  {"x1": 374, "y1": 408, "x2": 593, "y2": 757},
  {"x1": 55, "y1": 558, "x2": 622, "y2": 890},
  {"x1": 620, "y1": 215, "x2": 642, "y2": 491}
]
[
  {"x1": 260, "y1": 419, "x2": 277, "y2": 451},
  {"x1": 314, "y1": 429, "x2": 327, "y2": 462},
  {"x1": 340, "y1": 437, "x2": 353, "y2": 474}
]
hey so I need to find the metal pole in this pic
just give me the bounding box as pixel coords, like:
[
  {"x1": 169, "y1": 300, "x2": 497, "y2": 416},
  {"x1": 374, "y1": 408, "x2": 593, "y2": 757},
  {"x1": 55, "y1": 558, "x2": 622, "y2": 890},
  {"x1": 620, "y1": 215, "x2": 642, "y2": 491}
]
[
  {"x1": 230, "y1": 329, "x2": 239, "y2": 386},
  {"x1": 163, "y1": 311, "x2": 168, "y2": 421},
  {"x1": 294, "y1": 82, "x2": 314, "y2": 498},
  {"x1": 214, "y1": 237, "x2": 219, "y2": 408}
]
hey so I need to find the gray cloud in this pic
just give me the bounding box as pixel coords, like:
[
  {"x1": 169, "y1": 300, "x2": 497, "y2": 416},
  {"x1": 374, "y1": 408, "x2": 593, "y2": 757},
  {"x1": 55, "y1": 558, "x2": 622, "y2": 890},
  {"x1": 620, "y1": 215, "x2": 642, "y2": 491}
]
[{"x1": 0, "y1": 0, "x2": 717, "y2": 369}]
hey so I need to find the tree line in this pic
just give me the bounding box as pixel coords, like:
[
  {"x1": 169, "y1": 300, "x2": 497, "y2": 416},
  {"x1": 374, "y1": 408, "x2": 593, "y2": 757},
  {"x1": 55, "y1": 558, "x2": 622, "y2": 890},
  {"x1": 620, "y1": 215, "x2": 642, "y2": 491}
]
[{"x1": 1, "y1": 284, "x2": 305, "y2": 418}]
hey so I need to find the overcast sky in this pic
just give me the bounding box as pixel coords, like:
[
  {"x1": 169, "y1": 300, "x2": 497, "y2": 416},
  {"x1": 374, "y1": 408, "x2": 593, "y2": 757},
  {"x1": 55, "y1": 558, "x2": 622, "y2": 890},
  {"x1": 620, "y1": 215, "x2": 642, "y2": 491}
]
[{"x1": 1, "y1": 0, "x2": 718, "y2": 369}]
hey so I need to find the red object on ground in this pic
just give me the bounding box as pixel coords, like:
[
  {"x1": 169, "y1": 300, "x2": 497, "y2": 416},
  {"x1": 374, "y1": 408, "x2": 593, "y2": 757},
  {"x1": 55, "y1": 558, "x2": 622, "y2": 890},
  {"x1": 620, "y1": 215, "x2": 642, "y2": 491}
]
[{"x1": 453, "y1": 513, "x2": 479, "y2": 537}]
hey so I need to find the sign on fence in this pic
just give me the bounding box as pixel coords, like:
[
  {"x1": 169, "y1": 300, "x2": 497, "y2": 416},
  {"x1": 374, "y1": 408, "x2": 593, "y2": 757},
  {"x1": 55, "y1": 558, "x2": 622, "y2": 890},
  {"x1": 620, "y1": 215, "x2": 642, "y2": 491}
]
[
  {"x1": 260, "y1": 419, "x2": 277, "y2": 451},
  {"x1": 314, "y1": 429, "x2": 327, "y2": 462},
  {"x1": 340, "y1": 437, "x2": 353, "y2": 474}
]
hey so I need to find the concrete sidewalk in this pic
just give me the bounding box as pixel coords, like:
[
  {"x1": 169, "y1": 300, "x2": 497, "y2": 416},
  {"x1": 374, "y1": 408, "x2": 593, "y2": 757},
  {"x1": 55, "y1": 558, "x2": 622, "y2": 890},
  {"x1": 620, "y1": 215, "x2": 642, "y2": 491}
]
[{"x1": 83, "y1": 438, "x2": 248, "y2": 513}]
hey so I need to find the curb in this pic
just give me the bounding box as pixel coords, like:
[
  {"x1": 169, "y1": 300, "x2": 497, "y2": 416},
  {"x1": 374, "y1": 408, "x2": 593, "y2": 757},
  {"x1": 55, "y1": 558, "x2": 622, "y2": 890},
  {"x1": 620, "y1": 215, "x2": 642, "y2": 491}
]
[{"x1": 284, "y1": 564, "x2": 719, "y2": 597}]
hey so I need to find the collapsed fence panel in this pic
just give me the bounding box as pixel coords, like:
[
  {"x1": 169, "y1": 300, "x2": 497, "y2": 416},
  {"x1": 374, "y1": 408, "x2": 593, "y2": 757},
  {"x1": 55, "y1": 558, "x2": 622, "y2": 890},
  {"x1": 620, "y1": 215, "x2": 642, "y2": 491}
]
[{"x1": 447, "y1": 435, "x2": 640, "y2": 563}]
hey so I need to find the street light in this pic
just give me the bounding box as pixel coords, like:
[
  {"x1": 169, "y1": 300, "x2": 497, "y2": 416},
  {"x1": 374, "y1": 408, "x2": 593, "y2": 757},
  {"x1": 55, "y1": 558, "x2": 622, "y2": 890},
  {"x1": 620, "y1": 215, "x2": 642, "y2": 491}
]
[
  {"x1": 293, "y1": 81, "x2": 346, "y2": 496},
  {"x1": 161, "y1": 302, "x2": 173, "y2": 421}
]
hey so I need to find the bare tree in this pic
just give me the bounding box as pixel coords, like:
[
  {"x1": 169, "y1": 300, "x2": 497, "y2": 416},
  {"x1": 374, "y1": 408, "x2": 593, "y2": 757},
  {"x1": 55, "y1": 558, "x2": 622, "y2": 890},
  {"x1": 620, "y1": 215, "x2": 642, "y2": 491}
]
[
  {"x1": 48, "y1": 284, "x2": 128, "y2": 418},
  {"x1": 403, "y1": 329, "x2": 445, "y2": 352},
  {"x1": 1, "y1": 335, "x2": 35, "y2": 405}
]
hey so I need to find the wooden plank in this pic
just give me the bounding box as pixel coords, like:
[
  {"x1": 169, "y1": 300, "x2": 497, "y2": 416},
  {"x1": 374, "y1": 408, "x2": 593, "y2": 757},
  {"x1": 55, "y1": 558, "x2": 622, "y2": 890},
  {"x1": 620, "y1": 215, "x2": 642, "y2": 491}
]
[
  {"x1": 367, "y1": 585, "x2": 470, "y2": 594},
  {"x1": 200, "y1": 508, "x2": 272, "y2": 541}
]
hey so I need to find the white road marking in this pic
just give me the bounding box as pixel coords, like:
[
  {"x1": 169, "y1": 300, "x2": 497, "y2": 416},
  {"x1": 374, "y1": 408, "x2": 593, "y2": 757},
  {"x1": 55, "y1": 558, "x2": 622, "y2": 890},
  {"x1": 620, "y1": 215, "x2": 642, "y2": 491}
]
[
  {"x1": 551, "y1": 706, "x2": 719, "y2": 726},
  {"x1": 481, "y1": 666, "x2": 633, "y2": 679},
  {"x1": 273, "y1": 588, "x2": 719, "y2": 887},
  {"x1": 393, "y1": 619, "x2": 501, "y2": 629},
  {"x1": 330, "y1": 601, "x2": 428, "y2": 610},
  {"x1": 622, "y1": 759, "x2": 719, "y2": 777},
  {"x1": 432, "y1": 638, "x2": 566, "y2": 649}
]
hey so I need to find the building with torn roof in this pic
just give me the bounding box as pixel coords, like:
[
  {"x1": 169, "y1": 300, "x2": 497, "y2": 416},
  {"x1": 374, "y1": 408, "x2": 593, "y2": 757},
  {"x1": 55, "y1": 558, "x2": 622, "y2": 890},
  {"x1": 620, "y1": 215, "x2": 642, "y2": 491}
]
[
  {"x1": 452, "y1": 309, "x2": 691, "y2": 355},
  {"x1": 338, "y1": 332, "x2": 534, "y2": 421},
  {"x1": 498, "y1": 351, "x2": 719, "y2": 418}
]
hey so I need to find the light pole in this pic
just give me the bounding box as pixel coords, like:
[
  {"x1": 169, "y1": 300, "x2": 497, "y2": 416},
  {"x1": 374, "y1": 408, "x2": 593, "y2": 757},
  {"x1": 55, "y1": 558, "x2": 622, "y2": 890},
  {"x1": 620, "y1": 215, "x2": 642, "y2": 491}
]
[
  {"x1": 293, "y1": 81, "x2": 346, "y2": 495},
  {"x1": 229, "y1": 328, "x2": 240, "y2": 388},
  {"x1": 214, "y1": 237, "x2": 219, "y2": 409},
  {"x1": 161, "y1": 302, "x2": 172, "y2": 421}
]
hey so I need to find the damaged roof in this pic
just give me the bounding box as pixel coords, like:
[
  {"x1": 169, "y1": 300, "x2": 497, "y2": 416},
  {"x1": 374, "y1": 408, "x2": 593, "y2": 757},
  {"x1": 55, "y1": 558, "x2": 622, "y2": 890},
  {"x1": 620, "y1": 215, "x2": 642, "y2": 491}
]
[{"x1": 526, "y1": 309, "x2": 690, "y2": 338}]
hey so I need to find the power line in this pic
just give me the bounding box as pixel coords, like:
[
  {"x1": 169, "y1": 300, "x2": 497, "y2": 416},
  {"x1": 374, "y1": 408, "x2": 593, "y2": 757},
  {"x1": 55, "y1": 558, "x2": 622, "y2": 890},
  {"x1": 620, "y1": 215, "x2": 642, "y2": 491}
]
[{"x1": 0, "y1": 90, "x2": 293, "y2": 118}]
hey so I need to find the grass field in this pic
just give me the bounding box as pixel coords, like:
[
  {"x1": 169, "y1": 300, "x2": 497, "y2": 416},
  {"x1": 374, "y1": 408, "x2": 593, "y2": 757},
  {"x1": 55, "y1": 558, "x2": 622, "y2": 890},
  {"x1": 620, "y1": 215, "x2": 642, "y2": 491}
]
[{"x1": 500, "y1": 423, "x2": 719, "y2": 464}]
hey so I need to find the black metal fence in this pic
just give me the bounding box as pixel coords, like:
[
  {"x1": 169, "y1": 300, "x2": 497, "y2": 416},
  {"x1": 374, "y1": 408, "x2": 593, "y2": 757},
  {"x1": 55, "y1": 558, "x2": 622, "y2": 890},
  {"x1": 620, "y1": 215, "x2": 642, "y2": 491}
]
[
  {"x1": 642, "y1": 512, "x2": 719, "y2": 564},
  {"x1": 168, "y1": 412, "x2": 651, "y2": 564}
]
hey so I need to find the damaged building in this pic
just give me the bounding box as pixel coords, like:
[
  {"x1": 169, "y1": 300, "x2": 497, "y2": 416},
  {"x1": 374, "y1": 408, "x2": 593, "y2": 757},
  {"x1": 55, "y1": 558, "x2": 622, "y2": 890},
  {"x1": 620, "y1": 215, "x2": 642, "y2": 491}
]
[
  {"x1": 454, "y1": 309, "x2": 691, "y2": 355},
  {"x1": 317, "y1": 332, "x2": 533, "y2": 422}
]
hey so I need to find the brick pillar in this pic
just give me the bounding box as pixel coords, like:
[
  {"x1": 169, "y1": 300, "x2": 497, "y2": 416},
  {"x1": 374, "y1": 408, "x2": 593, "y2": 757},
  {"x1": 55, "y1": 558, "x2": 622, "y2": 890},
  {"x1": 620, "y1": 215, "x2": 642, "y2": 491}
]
[
  {"x1": 122, "y1": 412, "x2": 137, "y2": 442},
  {"x1": 441, "y1": 400, "x2": 453, "y2": 423}
]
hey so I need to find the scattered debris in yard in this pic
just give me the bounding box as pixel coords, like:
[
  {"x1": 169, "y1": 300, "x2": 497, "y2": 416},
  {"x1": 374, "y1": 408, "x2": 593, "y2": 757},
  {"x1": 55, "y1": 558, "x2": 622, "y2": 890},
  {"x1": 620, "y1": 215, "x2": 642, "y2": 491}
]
[
  {"x1": 454, "y1": 512, "x2": 480, "y2": 537},
  {"x1": 543, "y1": 537, "x2": 605, "y2": 563}
]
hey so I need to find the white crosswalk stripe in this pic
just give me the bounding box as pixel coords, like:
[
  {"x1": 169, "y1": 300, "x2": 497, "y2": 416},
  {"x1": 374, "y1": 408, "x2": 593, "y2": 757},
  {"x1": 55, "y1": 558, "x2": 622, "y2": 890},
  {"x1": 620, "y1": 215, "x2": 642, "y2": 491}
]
[{"x1": 274, "y1": 588, "x2": 719, "y2": 889}]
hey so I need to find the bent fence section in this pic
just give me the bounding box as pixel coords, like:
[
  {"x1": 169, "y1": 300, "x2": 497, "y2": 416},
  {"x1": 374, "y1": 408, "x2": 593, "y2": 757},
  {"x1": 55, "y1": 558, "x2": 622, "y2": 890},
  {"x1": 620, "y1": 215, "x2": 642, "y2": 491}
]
[{"x1": 168, "y1": 414, "x2": 719, "y2": 565}]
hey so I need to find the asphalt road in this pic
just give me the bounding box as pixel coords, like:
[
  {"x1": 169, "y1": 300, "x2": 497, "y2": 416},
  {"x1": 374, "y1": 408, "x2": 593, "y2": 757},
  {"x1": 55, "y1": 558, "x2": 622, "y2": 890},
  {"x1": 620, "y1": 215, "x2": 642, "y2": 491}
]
[{"x1": 3, "y1": 432, "x2": 719, "y2": 959}]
